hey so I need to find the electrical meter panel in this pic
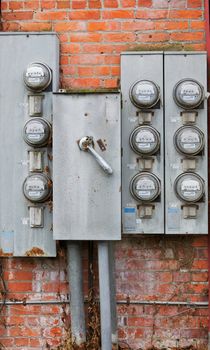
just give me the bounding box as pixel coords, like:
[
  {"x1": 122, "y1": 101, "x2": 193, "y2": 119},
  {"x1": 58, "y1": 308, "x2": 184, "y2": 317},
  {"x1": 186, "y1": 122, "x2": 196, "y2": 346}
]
[
  {"x1": 53, "y1": 93, "x2": 121, "y2": 240},
  {"x1": 0, "y1": 33, "x2": 59, "y2": 256},
  {"x1": 164, "y1": 52, "x2": 208, "y2": 234},
  {"x1": 121, "y1": 52, "x2": 164, "y2": 234}
]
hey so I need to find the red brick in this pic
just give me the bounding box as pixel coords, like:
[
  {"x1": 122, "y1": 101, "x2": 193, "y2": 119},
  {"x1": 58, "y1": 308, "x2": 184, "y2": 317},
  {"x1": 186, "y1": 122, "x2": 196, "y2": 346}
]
[
  {"x1": 104, "y1": 0, "x2": 119, "y2": 7},
  {"x1": 70, "y1": 33, "x2": 102, "y2": 42},
  {"x1": 137, "y1": 32, "x2": 170, "y2": 42},
  {"x1": 187, "y1": 0, "x2": 203, "y2": 7},
  {"x1": 15, "y1": 337, "x2": 29, "y2": 346},
  {"x1": 170, "y1": 31, "x2": 204, "y2": 41},
  {"x1": 192, "y1": 272, "x2": 208, "y2": 282},
  {"x1": 24, "y1": 1, "x2": 39, "y2": 9},
  {"x1": 57, "y1": 0, "x2": 71, "y2": 8},
  {"x1": 103, "y1": 32, "x2": 135, "y2": 42},
  {"x1": 1, "y1": 2, "x2": 8, "y2": 10},
  {"x1": 54, "y1": 21, "x2": 86, "y2": 31},
  {"x1": 190, "y1": 20, "x2": 205, "y2": 29},
  {"x1": 78, "y1": 66, "x2": 94, "y2": 76},
  {"x1": 69, "y1": 9, "x2": 100, "y2": 19},
  {"x1": 136, "y1": 9, "x2": 168, "y2": 19},
  {"x1": 138, "y1": 0, "x2": 152, "y2": 7},
  {"x1": 7, "y1": 282, "x2": 32, "y2": 292},
  {"x1": 155, "y1": 20, "x2": 189, "y2": 30},
  {"x1": 88, "y1": 0, "x2": 102, "y2": 8},
  {"x1": 72, "y1": 0, "x2": 86, "y2": 8},
  {"x1": 169, "y1": 10, "x2": 203, "y2": 19},
  {"x1": 19, "y1": 22, "x2": 52, "y2": 31},
  {"x1": 121, "y1": 20, "x2": 155, "y2": 30},
  {"x1": 9, "y1": 1, "x2": 24, "y2": 10},
  {"x1": 102, "y1": 9, "x2": 134, "y2": 18},
  {"x1": 41, "y1": 1, "x2": 56, "y2": 9},
  {"x1": 34, "y1": 10, "x2": 67, "y2": 20},
  {"x1": 3, "y1": 11, "x2": 33, "y2": 20},
  {"x1": 62, "y1": 43, "x2": 81, "y2": 53}
]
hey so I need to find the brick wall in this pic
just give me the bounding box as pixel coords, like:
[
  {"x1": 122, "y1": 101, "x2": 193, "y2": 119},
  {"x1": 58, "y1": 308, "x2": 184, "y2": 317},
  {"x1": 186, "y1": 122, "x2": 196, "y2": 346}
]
[{"x1": 0, "y1": 0, "x2": 209, "y2": 349}]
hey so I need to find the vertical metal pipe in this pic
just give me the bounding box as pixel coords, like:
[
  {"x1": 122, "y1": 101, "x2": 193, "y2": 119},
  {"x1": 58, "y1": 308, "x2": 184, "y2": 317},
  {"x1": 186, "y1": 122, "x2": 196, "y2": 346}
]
[
  {"x1": 204, "y1": 1, "x2": 210, "y2": 349},
  {"x1": 98, "y1": 241, "x2": 112, "y2": 350},
  {"x1": 66, "y1": 242, "x2": 86, "y2": 345},
  {"x1": 108, "y1": 242, "x2": 118, "y2": 346}
]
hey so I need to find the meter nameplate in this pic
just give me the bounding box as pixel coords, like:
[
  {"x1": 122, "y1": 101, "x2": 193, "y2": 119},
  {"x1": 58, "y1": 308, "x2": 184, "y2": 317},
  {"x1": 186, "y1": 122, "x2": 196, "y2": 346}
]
[
  {"x1": 123, "y1": 207, "x2": 136, "y2": 231},
  {"x1": 136, "y1": 84, "x2": 155, "y2": 101},
  {"x1": 26, "y1": 67, "x2": 44, "y2": 83},
  {"x1": 180, "y1": 84, "x2": 199, "y2": 101},
  {"x1": 26, "y1": 122, "x2": 44, "y2": 140},
  {"x1": 136, "y1": 179, "x2": 155, "y2": 190}
]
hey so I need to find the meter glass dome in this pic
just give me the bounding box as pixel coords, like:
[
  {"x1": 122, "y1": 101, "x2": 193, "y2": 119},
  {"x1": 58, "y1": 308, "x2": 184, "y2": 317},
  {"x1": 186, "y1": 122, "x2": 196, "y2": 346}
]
[
  {"x1": 130, "y1": 126, "x2": 160, "y2": 155},
  {"x1": 23, "y1": 62, "x2": 52, "y2": 91},
  {"x1": 174, "y1": 173, "x2": 204, "y2": 203},
  {"x1": 173, "y1": 79, "x2": 204, "y2": 109},
  {"x1": 130, "y1": 172, "x2": 161, "y2": 202},
  {"x1": 130, "y1": 80, "x2": 160, "y2": 108},
  {"x1": 174, "y1": 126, "x2": 204, "y2": 156},
  {"x1": 23, "y1": 173, "x2": 52, "y2": 203},
  {"x1": 23, "y1": 118, "x2": 51, "y2": 147}
]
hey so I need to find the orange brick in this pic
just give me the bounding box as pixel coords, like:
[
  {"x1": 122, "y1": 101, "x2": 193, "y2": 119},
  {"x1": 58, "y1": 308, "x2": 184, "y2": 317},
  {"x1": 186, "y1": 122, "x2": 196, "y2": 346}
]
[
  {"x1": 88, "y1": 0, "x2": 102, "y2": 8},
  {"x1": 170, "y1": 31, "x2": 204, "y2": 41},
  {"x1": 1, "y1": 2, "x2": 8, "y2": 10},
  {"x1": 54, "y1": 21, "x2": 86, "y2": 31},
  {"x1": 121, "y1": 0, "x2": 136, "y2": 7},
  {"x1": 103, "y1": 32, "x2": 136, "y2": 42},
  {"x1": 62, "y1": 43, "x2": 81, "y2": 53},
  {"x1": 102, "y1": 9, "x2": 133, "y2": 18},
  {"x1": 71, "y1": 33, "x2": 102, "y2": 42},
  {"x1": 57, "y1": 0, "x2": 71, "y2": 8},
  {"x1": 34, "y1": 10, "x2": 67, "y2": 20},
  {"x1": 104, "y1": 0, "x2": 119, "y2": 7},
  {"x1": 137, "y1": 32, "x2": 170, "y2": 42},
  {"x1": 15, "y1": 338, "x2": 29, "y2": 346},
  {"x1": 190, "y1": 20, "x2": 205, "y2": 29},
  {"x1": 169, "y1": 10, "x2": 203, "y2": 19},
  {"x1": 121, "y1": 20, "x2": 155, "y2": 30},
  {"x1": 136, "y1": 9, "x2": 168, "y2": 19},
  {"x1": 69, "y1": 9, "x2": 100, "y2": 19},
  {"x1": 24, "y1": 1, "x2": 39, "y2": 9},
  {"x1": 72, "y1": 0, "x2": 86, "y2": 8},
  {"x1": 78, "y1": 66, "x2": 94, "y2": 76},
  {"x1": 138, "y1": 0, "x2": 152, "y2": 6},
  {"x1": 9, "y1": 1, "x2": 24, "y2": 10},
  {"x1": 41, "y1": 1, "x2": 56, "y2": 9},
  {"x1": 187, "y1": 0, "x2": 203, "y2": 7},
  {"x1": 155, "y1": 20, "x2": 189, "y2": 30},
  {"x1": 20, "y1": 22, "x2": 52, "y2": 31},
  {"x1": 94, "y1": 66, "x2": 110, "y2": 75},
  {"x1": 3, "y1": 11, "x2": 33, "y2": 20}
]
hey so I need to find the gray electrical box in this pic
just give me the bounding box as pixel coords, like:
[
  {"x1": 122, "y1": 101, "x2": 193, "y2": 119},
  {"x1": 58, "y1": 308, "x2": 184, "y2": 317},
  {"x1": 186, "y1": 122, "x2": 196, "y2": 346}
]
[
  {"x1": 0, "y1": 33, "x2": 59, "y2": 256},
  {"x1": 53, "y1": 93, "x2": 121, "y2": 241},
  {"x1": 164, "y1": 52, "x2": 208, "y2": 234},
  {"x1": 121, "y1": 52, "x2": 164, "y2": 234}
]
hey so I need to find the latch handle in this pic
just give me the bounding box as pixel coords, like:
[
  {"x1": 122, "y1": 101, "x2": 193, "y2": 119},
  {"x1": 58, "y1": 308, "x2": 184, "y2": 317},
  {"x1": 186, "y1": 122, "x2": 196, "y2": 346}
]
[{"x1": 79, "y1": 136, "x2": 113, "y2": 175}]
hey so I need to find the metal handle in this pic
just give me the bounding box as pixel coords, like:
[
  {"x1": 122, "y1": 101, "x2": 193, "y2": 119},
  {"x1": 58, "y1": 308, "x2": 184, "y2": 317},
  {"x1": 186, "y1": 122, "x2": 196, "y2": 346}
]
[{"x1": 79, "y1": 136, "x2": 113, "y2": 175}]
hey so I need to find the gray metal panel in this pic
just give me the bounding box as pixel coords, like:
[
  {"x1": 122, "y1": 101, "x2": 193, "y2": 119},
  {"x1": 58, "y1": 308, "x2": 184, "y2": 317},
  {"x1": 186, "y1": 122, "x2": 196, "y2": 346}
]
[
  {"x1": 164, "y1": 52, "x2": 208, "y2": 234},
  {"x1": 53, "y1": 93, "x2": 121, "y2": 241},
  {"x1": 121, "y1": 52, "x2": 164, "y2": 234},
  {"x1": 0, "y1": 33, "x2": 58, "y2": 256}
]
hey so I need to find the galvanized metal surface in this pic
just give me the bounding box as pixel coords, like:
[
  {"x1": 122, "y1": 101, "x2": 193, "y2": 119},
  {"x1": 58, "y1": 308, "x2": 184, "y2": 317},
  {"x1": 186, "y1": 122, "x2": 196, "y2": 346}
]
[
  {"x1": 0, "y1": 33, "x2": 59, "y2": 256},
  {"x1": 121, "y1": 52, "x2": 164, "y2": 234},
  {"x1": 53, "y1": 93, "x2": 121, "y2": 240},
  {"x1": 164, "y1": 52, "x2": 208, "y2": 234},
  {"x1": 67, "y1": 242, "x2": 86, "y2": 345},
  {"x1": 98, "y1": 241, "x2": 112, "y2": 350}
]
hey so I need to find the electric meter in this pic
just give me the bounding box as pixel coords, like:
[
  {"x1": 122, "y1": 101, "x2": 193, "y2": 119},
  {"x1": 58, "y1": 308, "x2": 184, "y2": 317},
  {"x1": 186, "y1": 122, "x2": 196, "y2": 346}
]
[
  {"x1": 130, "y1": 126, "x2": 160, "y2": 155},
  {"x1": 23, "y1": 118, "x2": 51, "y2": 147},
  {"x1": 173, "y1": 79, "x2": 204, "y2": 109},
  {"x1": 174, "y1": 173, "x2": 205, "y2": 203},
  {"x1": 130, "y1": 172, "x2": 161, "y2": 202},
  {"x1": 174, "y1": 126, "x2": 204, "y2": 156},
  {"x1": 130, "y1": 80, "x2": 160, "y2": 108},
  {"x1": 23, "y1": 62, "x2": 52, "y2": 91},
  {"x1": 23, "y1": 173, "x2": 52, "y2": 203}
]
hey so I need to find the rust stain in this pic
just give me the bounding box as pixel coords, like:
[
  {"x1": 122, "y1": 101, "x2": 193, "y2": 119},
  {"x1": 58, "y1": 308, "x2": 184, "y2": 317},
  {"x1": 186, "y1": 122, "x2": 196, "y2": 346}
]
[
  {"x1": 97, "y1": 139, "x2": 106, "y2": 151},
  {"x1": 0, "y1": 249, "x2": 13, "y2": 257},
  {"x1": 25, "y1": 247, "x2": 45, "y2": 257}
]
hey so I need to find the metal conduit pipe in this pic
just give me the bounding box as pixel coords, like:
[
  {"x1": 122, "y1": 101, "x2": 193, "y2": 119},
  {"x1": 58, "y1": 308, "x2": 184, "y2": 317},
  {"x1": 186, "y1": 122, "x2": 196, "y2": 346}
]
[
  {"x1": 204, "y1": 0, "x2": 210, "y2": 348},
  {"x1": 98, "y1": 241, "x2": 112, "y2": 350},
  {"x1": 108, "y1": 242, "x2": 118, "y2": 346},
  {"x1": 66, "y1": 242, "x2": 86, "y2": 346},
  {"x1": 0, "y1": 300, "x2": 208, "y2": 307}
]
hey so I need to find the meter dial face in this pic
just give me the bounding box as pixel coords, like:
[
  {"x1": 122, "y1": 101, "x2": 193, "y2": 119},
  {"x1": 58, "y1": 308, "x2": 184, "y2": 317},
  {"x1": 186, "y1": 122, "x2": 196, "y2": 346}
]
[
  {"x1": 23, "y1": 62, "x2": 52, "y2": 91},
  {"x1": 130, "y1": 172, "x2": 161, "y2": 202},
  {"x1": 130, "y1": 126, "x2": 160, "y2": 155},
  {"x1": 174, "y1": 173, "x2": 204, "y2": 203},
  {"x1": 174, "y1": 126, "x2": 204, "y2": 156},
  {"x1": 23, "y1": 118, "x2": 51, "y2": 147},
  {"x1": 173, "y1": 79, "x2": 204, "y2": 109},
  {"x1": 23, "y1": 173, "x2": 52, "y2": 203},
  {"x1": 130, "y1": 80, "x2": 160, "y2": 108}
]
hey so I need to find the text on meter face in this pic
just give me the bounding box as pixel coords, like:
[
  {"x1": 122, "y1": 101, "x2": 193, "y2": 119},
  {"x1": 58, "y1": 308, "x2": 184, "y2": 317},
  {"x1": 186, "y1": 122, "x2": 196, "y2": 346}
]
[
  {"x1": 174, "y1": 173, "x2": 204, "y2": 203},
  {"x1": 23, "y1": 62, "x2": 52, "y2": 92},
  {"x1": 130, "y1": 126, "x2": 160, "y2": 155},
  {"x1": 174, "y1": 126, "x2": 204, "y2": 155},
  {"x1": 23, "y1": 118, "x2": 51, "y2": 147},
  {"x1": 130, "y1": 80, "x2": 160, "y2": 108},
  {"x1": 173, "y1": 79, "x2": 204, "y2": 109},
  {"x1": 23, "y1": 173, "x2": 52, "y2": 203},
  {"x1": 130, "y1": 173, "x2": 161, "y2": 202}
]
